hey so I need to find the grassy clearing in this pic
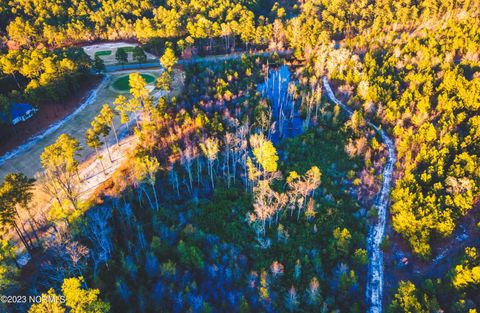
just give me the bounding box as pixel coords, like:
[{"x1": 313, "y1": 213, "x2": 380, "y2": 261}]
[
  {"x1": 94, "y1": 50, "x2": 112, "y2": 57},
  {"x1": 112, "y1": 73, "x2": 156, "y2": 91}
]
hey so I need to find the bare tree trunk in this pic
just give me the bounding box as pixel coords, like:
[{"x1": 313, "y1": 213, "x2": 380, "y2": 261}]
[
  {"x1": 135, "y1": 113, "x2": 140, "y2": 129},
  {"x1": 95, "y1": 146, "x2": 106, "y2": 174},
  {"x1": 196, "y1": 159, "x2": 202, "y2": 186},
  {"x1": 111, "y1": 122, "x2": 120, "y2": 146},
  {"x1": 78, "y1": 267, "x2": 88, "y2": 289},
  {"x1": 225, "y1": 149, "x2": 230, "y2": 188},
  {"x1": 67, "y1": 193, "x2": 79, "y2": 211},
  {"x1": 290, "y1": 92, "x2": 295, "y2": 120},
  {"x1": 170, "y1": 169, "x2": 180, "y2": 197},
  {"x1": 47, "y1": 177, "x2": 64, "y2": 209},
  {"x1": 21, "y1": 222, "x2": 35, "y2": 249},
  {"x1": 151, "y1": 183, "x2": 159, "y2": 211},
  {"x1": 15, "y1": 209, "x2": 34, "y2": 248},
  {"x1": 232, "y1": 153, "x2": 237, "y2": 185},
  {"x1": 28, "y1": 220, "x2": 41, "y2": 246},
  {"x1": 14, "y1": 224, "x2": 32, "y2": 253},
  {"x1": 25, "y1": 206, "x2": 40, "y2": 229},
  {"x1": 141, "y1": 186, "x2": 154, "y2": 210},
  {"x1": 76, "y1": 168, "x2": 82, "y2": 183},
  {"x1": 187, "y1": 165, "x2": 193, "y2": 193},
  {"x1": 208, "y1": 159, "x2": 215, "y2": 190},
  {"x1": 243, "y1": 158, "x2": 248, "y2": 192},
  {"x1": 182, "y1": 158, "x2": 193, "y2": 194},
  {"x1": 104, "y1": 137, "x2": 113, "y2": 162},
  {"x1": 12, "y1": 72, "x2": 21, "y2": 89}
]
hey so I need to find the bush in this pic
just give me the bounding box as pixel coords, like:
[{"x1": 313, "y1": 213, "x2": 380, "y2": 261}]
[
  {"x1": 177, "y1": 240, "x2": 205, "y2": 270},
  {"x1": 380, "y1": 236, "x2": 392, "y2": 251},
  {"x1": 368, "y1": 206, "x2": 379, "y2": 219},
  {"x1": 353, "y1": 248, "x2": 368, "y2": 266}
]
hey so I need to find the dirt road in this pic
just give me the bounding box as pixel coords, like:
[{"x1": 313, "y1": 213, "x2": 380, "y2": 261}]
[{"x1": 323, "y1": 77, "x2": 396, "y2": 313}]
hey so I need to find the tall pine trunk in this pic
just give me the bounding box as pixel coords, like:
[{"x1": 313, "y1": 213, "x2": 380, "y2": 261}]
[
  {"x1": 208, "y1": 160, "x2": 214, "y2": 189},
  {"x1": 95, "y1": 146, "x2": 106, "y2": 174},
  {"x1": 14, "y1": 224, "x2": 32, "y2": 253},
  {"x1": 111, "y1": 121, "x2": 120, "y2": 146},
  {"x1": 104, "y1": 137, "x2": 113, "y2": 162},
  {"x1": 12, "y1": 72, "x2": 21, "y2": 89},
  {"x1": 151, "y1": 183, "x2": 159, "y2": 211}
]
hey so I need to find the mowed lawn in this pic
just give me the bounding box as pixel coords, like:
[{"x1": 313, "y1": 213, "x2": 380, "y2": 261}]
[
  {"x1": 112, "y1": 73, "x2": 156, "y2": 91},
  {"x1": 95, "y1": 50, "x2": 112, "y2": 57}
]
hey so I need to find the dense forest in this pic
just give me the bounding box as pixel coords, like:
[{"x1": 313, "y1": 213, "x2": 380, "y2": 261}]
[{"x1": 0, "y1": 0, "x2": 479, "y2": 312}]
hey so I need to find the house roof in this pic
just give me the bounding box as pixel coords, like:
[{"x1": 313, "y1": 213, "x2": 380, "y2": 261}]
[{"x1": 0, "y1": 103, "x2": 36, "y2": 124}]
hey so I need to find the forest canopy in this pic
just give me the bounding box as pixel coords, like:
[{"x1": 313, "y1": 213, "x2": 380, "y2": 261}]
[{"x1": 0, "y1": 0, "x2": 479, "y2": 312}]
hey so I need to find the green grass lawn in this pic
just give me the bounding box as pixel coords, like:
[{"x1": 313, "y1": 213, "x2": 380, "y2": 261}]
[
  {"x1": 112, "y1": 74, "x2": 156, "y2": 91},
  {"x1": 94, "y1": 50, "x2": 112, "y2": 57}
]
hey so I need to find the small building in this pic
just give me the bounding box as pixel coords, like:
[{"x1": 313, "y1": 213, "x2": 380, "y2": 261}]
[{"x1": 0, "y1": 103, "x2": 38, "y2": 125}]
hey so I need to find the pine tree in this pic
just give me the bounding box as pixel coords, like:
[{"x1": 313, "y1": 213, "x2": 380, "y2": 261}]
[
  {"x1": 132, "y1": 46, "x2": 147, "y2": 64},
  {"x1": 85, "y1": 128, "x2": 106, "y2": 174},
  {"x1": 133, "y1": 155, "x2": 160, "y2": 210},
  {"x1": 160, "y1": 44, "x2": 177, "y2": 73},
  {"x1": 199, "y1": 137, "x2": 219, "y2": 189},
  {"x1": 99, "y1": 104, "x2": 119, "y2": 146},
  {"x1": 93, "y1": 55, "x2": 105, "y2": 73},
  {"x1": 40, "y1": 134, "x2": 82, "y2": 210},
  {"x1": 115, "y1": 47, "x2": 128, "y2": 66}
]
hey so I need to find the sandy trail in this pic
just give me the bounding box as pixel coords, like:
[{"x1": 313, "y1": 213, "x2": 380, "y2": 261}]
[{"x1": 323, "y1": 77, "x2": 396, "y2": 313}]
